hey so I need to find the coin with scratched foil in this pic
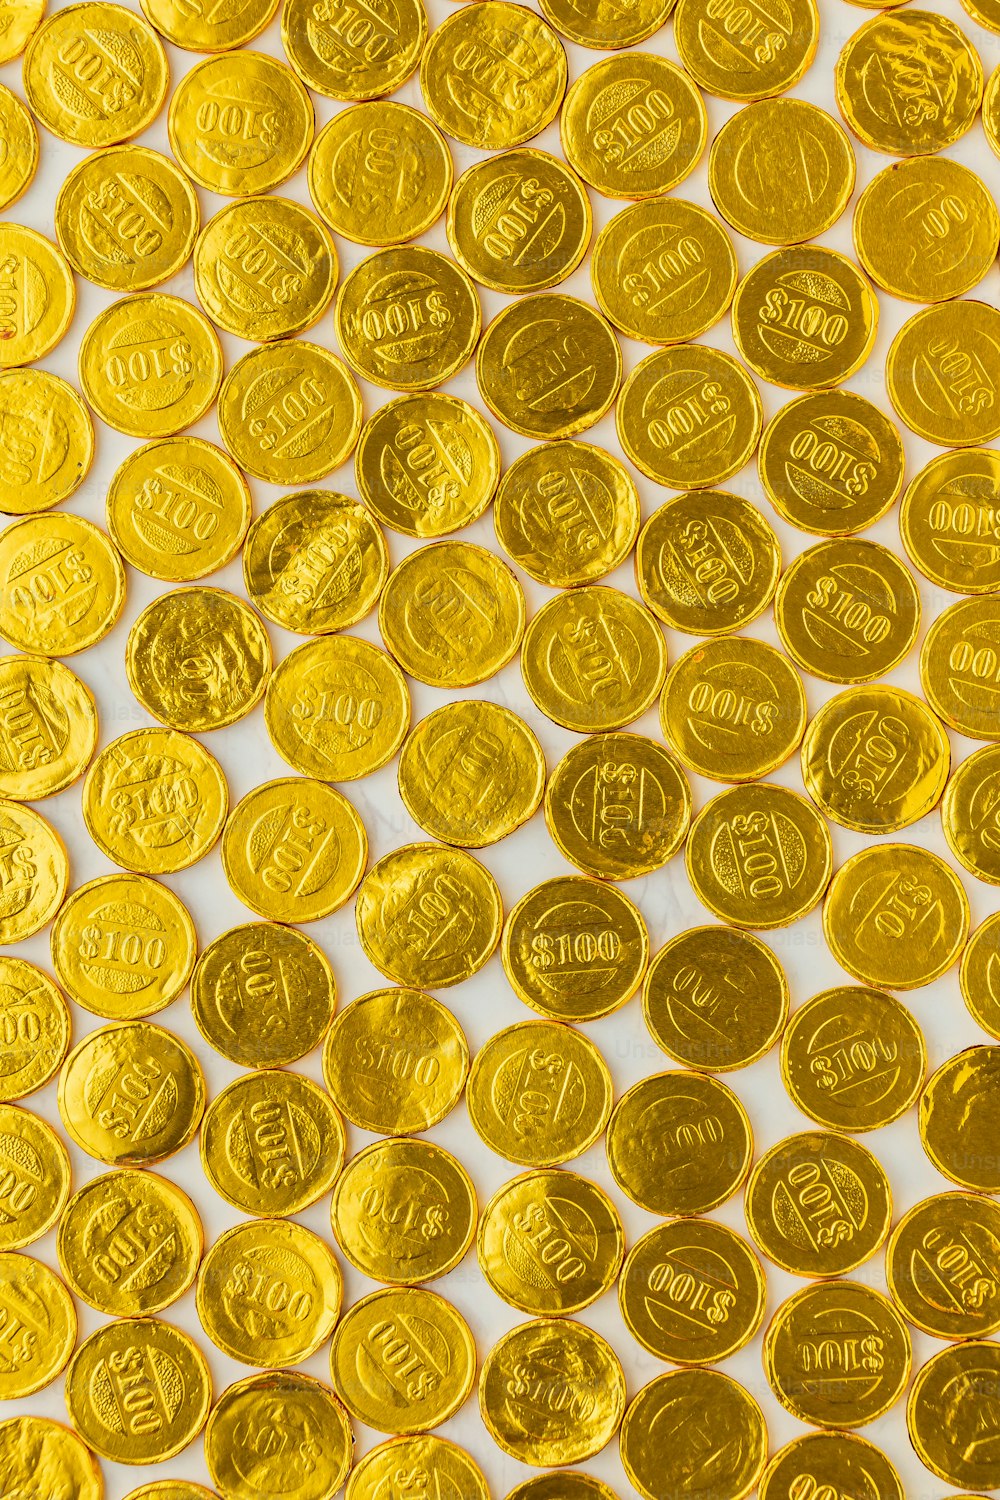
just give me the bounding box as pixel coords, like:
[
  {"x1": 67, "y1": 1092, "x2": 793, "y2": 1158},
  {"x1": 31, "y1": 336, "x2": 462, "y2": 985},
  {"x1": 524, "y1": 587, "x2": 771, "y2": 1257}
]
[
  {"x1": 920, "y1": 596, "x2": 1000, "y2": 740},
  {"x1": 942, "y1": 745, "x2": 1000, "y2": 883},
  {"x1": 886, "y1": 1191, "x2": 1000, "y2": 1339},
  {"x1": 0, "y1": 1252, "x2": 75, "y2": 1398},
  {"x1": 0, "y1": 370, "x2": 93, "y2": 516},
  {"x1": 900, "y1": 448, "x2": 1000, "y2": 595},
  {"x1": 142, "y1": 0, "x2": 277, "y2": 48},
  {"x1": 855, "y1": 158, "x2": 998, "y2": 303},
  {"x1": 356, "y1": 392, "x2": 499, "y2": 537},
  {"x1": 244, "y1": 491, "x2": 386, "y2": 636},
  {"x1": 0, "y1": 1417, "x2": 102, "y2": 1500},
  {"x1": 0, "y1": 802, "x2": 67, "y2": 943},
  {"x1": 0, "y1": 513, "x2": 124, "y2": 656},
  {"x1": 759, "y1": 1432, "x2": 904, "y2": 1500},
  {"x1": 907, "y1": 1341, "x2": 1000, "y2": 1491},
  {"x1": 0, "y1": 957, "x2": 69, "y2": 1100},
  {"x1": 887, "y1": 300, "x2": 1000, "y2": 447},
  {"x1": 962, "y1": 912, "x2": 1000, "y2": 1037},
  {"x1": 282, "y1": 0, "x2": 425, "y2": 101},
  {"x1": 0, "y1": 655, "x2": 97, "y2": 802},
  {"x1": 348, "y1": 1438, "x2": 489, "y2": 1500},
  {"x1": 206, "y1": 1370, "x2": 353, "y2": 1500},
  {"x1": 620, "y1": 1369, "x2": 767, "y2": 1500},
  {"x1": 920, "y1": 1045, "x2": 1000, "y2": 1192},
  {"x1": 309, "y1": 101, "x2": 450, "y2": 246},
  {"x1": 0, "y1": 1104, "x2": 70, "y2": 1251}
]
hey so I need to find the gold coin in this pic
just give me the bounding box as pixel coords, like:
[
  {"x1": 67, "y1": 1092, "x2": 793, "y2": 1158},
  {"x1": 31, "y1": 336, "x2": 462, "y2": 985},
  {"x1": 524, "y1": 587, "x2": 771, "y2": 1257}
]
[
  {"x1": 24, "y1": 1, "x2": 168, "y2": 147},
  {"x1": 476, "y1": 293, "x2": 621, "y2": 440},
  {"x1": 660, "y1": 635, "x2": 806, "y2": 782},
  {"x1": 675, "y1": 0, "x2": 818, "y2": 99},
  {"x1": 0, "y1": 655, "x2": 96, "y2": 802},
  {"x1": 331, "y1": 1137, "x2": 476, "y2": 1284},
  {"x1": 0, "y1": 801, "x2": 67, "y2": 943},
  {"x1": 468, "y1": 1019, "x2": 612, "y2": 1167},
  {"x1": 501, "y1": 875, "x2": 648, "y2": 1022},
  {"x1": 222, "y1": 778, "x2": 366, "y2": 923},
  {"x1": 900, "y1": 447, "x2": 1000, "y2": 594},
  {"x1": 643, "y1": 924, "x2": 788, "y2": 1072},
  {"x1": 309, "y1": 101, "x2": 450, "y2": 246},
  {"x1": 206, "y1": 1370, "x2": 353, "y2": 1500},
  {"x1": 56, "y1": 145, "x2": 199, "y2": 292},
  {"x1": 709, "y1": 99, "x2": 855, "y2": 245},
  {"x1": 0, "y1": 956, "x2": 69, "y2": 1099},
  {"x1": 764, "y1": 1280, "x2": 911, "y2": 1428},
  {"x1": 194, "y1": 197, "x2": 337, "y2": 344},
  {"x1": 480, "y1": 1318, "x2": 624, "y2": 1466},
  {"x1": 732, "y1": 245, "x2": 878, "y2": 391},
  {"x1": 218, "y1": 339, "x2": 362, "y2": 486},
  {"x1": 824, "y1": 843, "x2": 969, "y2": 989},
  {"x1": 619, "y1": 1218, "x2": 765, "y2": 1366},
  {"x1": 921, "y1": 1045, "x2": 1000, "y2": 1192},
  {"x1": 744, "y1": 1129, "x2": 892, "y2": 1276},
  {"x1": 506, "y1": 1474, "x2": 618, "y2": 1500},
  {"x1": 201, "y1": 1070, "x2": 344, "y2": 1218},
  {"x1": 0, "y1": 1417, "x2": 101, "y2": 1500},
  {"x1": 686, "y1": 782, "x2": 833, "y2": 929},
  {"x1": 244, "y1": 490, "x2": 386, "y2": 636},
  {"x1": 477, "y1": 1168, "x2": 624, "y2": 1316},
  {"x1": 920, "y1": 596, "x2": 1000, "y2": 740},
  {"x1": 617, "y1": 344, "x2": 762, "y2": 489},
  {"x1": 592, "y1": 198, "x2": 737, "y2": 346},
  {"x1": 520, "y1": 585, "x2": 666, "y2": 732},
  {"x1": 759, "y1": 1433, "x2": 904, "y2": 1500},
  {"x1": 168, "y1": 51, "x2": 313, "y2": 196},
  {"x1": 986, "y1": 62, "x2": 1000, "y2": 160},
  {"x1": 907, "y1": 1340, "x2": 1000, "y2": 1491},
  {"x1": 349, "y1": 1438, "x2": 489, "y2": 1500},
  {"x1": 78, "y1": 292, "x2": 222, "y2": 439},
  {"x1": 192, "y1": 921, "x2": 335, "y2": 1068},
  {"x1": 126, "y1": 587, "x2": 271, "y2": 733},
  {"x1": 0, "y1": 370, "x2": 93, "y2": 516},
  {"x1": 620, "y1": 1369, "x2": 767, "y2": 1500},
  {"x1": 887, "y1": 299, "x2": 1000, "y2": 447},
  {"x1": 0, "y1": 1251, "x2": 75, "y2": 1397},
  {"x1": 540, "y1": 0, "x2": 673, "y2": 46},
  {"x1": 966, "y1": 0, "x2": 1000, "y2": 28},
  {"x1": 355, "y1": 842, "x2": 502, "y2": 989},
  {"x1": 561, "y1": 52, "x2": 706, "y2": 198},
  {"x1": 330, "y1": 1286, "x2": 475, "y2": 1434},
  {"x1": 356, "y1": 392, "x2": 499, "y2": 537},
  {"x1": 336, "y1": 245, "x2": 480, "y2": 391},
  {"x1": 781, "y1": 985, "x2": 926, "y2": 1132},
  {"x1": 0, "y1": 0, "x2": 44, "y2": 62},
  {"x1": 943, "y1": 745, "x2": 1000, "y2": 882},
  {"x1": 0, "y1": 1103, "x2": 70, "y2": 1251},
  {"x1": 83, "y1": 726, "x2": 227, "y2": 874},
  {"x1": 66, "y1": 1316, "x2": 211, "y2": 1464},
  {"x1": 142, "y1": 0, "x2": 277, "y2": 48},
  {"x1": 886, "y1": 1190, "x2": 1000, "y2": 1339},
  {"x1": 379, "y1": 542, "x2": 525, "y2": 688},
  {"x1": 636, "y1": 488, "x2": 780, "y2": 635},
  {"x1": 197, "y1": 1218, "x2": 341, "y2": 1367},
  {"x1": 124, "y1": 1487, "x2": 219, "y2": 1500},
  {"x1": 420, "y1": 2, "x2": 565, "y2": 149},
  {"x1": 0, "y1": 83, "x2": 38, "y2": 210},
  {"x1": 0, "y1": 513, "x2": 123, "y2": 656},
  {"x1": 282, "y1": 0, "x2": 426, "y2": 101},
  {"x1": 57, "y1": 1167, "x2": 202, "y2": 1316},
  {"x1": 493, "y1": 440, "x2": 639, "y2": 587},
  {"x1": 398, "y1": 700, "x2": 544, "y2": 847},
  {"x1": 961, "y1": 912, "x2": 1000, "y2": 1037},
  {"x1": 836, "y1": 9, "x2": 983, "y2": 155},
  {"x1": 448, "y1": 147, "x2": 590, "y2": 294},
  {"x1": 758, "y1": 388, "x2": 904, "y2": 536},
  {"x1": 0, "y1": 226, "x2": 72, "y2": 368},
  {"x1": 58, "y1": 1019, "x2": 205, "y2": 1166},
  {"x1": 607, "y1": 1071, "x2": 752, "y2": 1216},
  {"x1": 265, "y1": 635, "x2": 408, "y2": 782}
]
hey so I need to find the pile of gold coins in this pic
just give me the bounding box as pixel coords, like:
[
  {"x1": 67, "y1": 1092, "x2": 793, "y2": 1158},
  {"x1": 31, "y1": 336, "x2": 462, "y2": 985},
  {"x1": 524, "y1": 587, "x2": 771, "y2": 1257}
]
[{"x1": 1, "y1": 0, "x2": 1000, "y2": 1493}]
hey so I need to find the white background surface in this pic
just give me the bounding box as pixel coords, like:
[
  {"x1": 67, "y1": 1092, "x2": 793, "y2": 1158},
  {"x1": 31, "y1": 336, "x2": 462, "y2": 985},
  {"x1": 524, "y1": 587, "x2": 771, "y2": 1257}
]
[{"x1": 4, "y1": 0, "x2": 1000, "y2": 1494}]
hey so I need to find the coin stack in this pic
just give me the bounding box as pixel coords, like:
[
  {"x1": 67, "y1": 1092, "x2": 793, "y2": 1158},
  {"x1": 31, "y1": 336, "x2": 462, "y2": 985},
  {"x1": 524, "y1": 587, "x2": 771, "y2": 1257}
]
[{"x1": 0, "y1": 0, "x2": 998, "y2": 1496}]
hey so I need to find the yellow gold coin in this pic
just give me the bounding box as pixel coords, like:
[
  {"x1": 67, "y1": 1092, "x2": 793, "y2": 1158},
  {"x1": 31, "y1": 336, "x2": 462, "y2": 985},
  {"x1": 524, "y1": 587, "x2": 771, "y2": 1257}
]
[
  {"x1": 901, "y1": 448, "x2": 1000, "y2": 595},
  {"x1": 66, "y1": 1316, "x2": 211, "y2": 1464},
  {"x1": 468, "y1": 1019, "x2": 612, "y2": 1167},
  {"x1": 478, "y1": 1168, "x2": 624, "y2": 1317},
  {"x1": 758, "y1": 388, "x2": 905, "y2": 537},
  {"x1": 265, "y1": 635, "x2": 409, "y2": 782},
  {"x1": 124, "y1": 1487, "x2": 218, "y2": 1500},
  {"x1": 494, "y1": 441, "x2": 639, "y2": 587},
  {"x1": 675, "y1": 0, "x2": 818, "y2": 99},
  {"x1": 686, "y1": 782, "x2": 833, "y2": 929},
  {"x1": 207, "y1": 1370, "x2": 353, "y2": 1500},
  {"x1": 476, "y1": 293, "x2": 621, "y2": 440},
  {"x1": 0, "y1": 1417, "x2": 101, "y2": 1499},
  {"x1": 356, "y1": 842, "x2": 502, "y2": 989},
  {"x1": 886, "y1": 1191, "x2": 1000, "y2": 1339},
  {"x1": 561, "y1": 53, "x2": 707, "y2": 199},
  {"x1": 621, "y1": 1369, "x2": 767, "y2": 1500},
  {"x1": 51, "y1": 872, "x2": 195, "y2": 1021},
  {"x1": 58, "y1": 1019, "x2": 205, "y2": 1167},
  {"x1": 709, "y1": 99, "x2": 855, "y2": 245},
  {"x1": 420, "y1": 2, "x2": 565, "y2": 149},
  {"x1": 57, "y1": 1167, "x2": 202, "y2": 1316},
  {"x1": 620, "y1": 1218, "x2": 765, "y2": 1366},
  {"x1": 920, "y1": 597, "x2": 1000, "y2": 740},
  {"x1": 0, "y1": 226, "x2": 72, "y2": 369},
  {"x1": 218, "y1": 339, "x2": 362, "y2": 486},
  {"x1": 398, "y1": 701, "x2": 543, "y2": 848},
  {"x1": 244, "y1": 490, "x2": 386, "y2": 636},
  {"x1": 887, "y1": 300, "x2": 1000, "y2": 447},
  {"x1": 448, "y1": 148, "x2": 590, "y2": 295},
  {"x1": 0, "y1": 801, "x2": 66, "y2": 944},
  {"x1": 197, "y1": 1218, "x2": 341, "y2": 1367},
  {"x1": 759, "y1": 1433, "x2": 904, "y2": 1500},
  {"x1": 336, "y1": 245, "x2": 480, "y2": 392},
  {"x1": 943, "y1": 745, "x2": 1000, "y2": 883},
  {"x1": 660, "y1": 635, "x2": 806, "y2": 782},
  {"x1": 607, "y1": 1071, "x2": 752, "y2": 1216},
  {"x1": 506, "y1": 1474, "x2": 617, "y2": 1500},
  {"x1": 966, "y1": 0, "x2": 1000, "y2": 28},
  {"x1": 986, "y1": 62, "x2": 1000, "y2": 160},
  {"x1": 824, "y1": 844, "x2": 969, "y2": 989},
  {"x1": 349, "y1": 1438, "x2": 489, "y2": 1500},
  {"x1": 79, "y1": 292, "x2": 222, "y2": 439},
  {"x1": 331, "y1": 1137, "x2": 475, "y2": 1285},
  {"x1": 0, "y1": 655, "x2": 96, "y2": 802},
  {"x1": 24, "y1": 1, "x2": 168, "y2": 147},
  {"x1": 836, "y1": 9, "x2": 983, "y2": 156},
  {"x1": 0, "y1": 1253, "x2": 75, "y2": 1397},
  {"x1": 0, "y1": 513, "x2": 123, "y2": 656},
  {"x1": 192, "y1": 921, "x2": 335, "y2": 1068},
  {"x1": 142, "y1": 0, "x2": 277, "y2": 48},
  {"x1": 732, "y1": 245, "x2": 878, "y2": 391},
  {"x1": 0, "y1": 1104, "x2": 69, "y2": 1251},
  {"x1": 309, "y1": 101, "x2": 450, "y2": 247},
  {"x1": 540, "y1": 0, "x2": 673, "y2": 46},
  {"x1": 0, "y1": 83, "x2": 38, "y2": 211},
  {"x1": 962, "y1": 912, "x2": 1000, "y2": 1037},
  {"x1": 0, "y1": 956, "x2": 69, "y2": 1099},
  {"x1": 481, "y1": 1318, "x2": 625, "y2": 1466},
  {"x1": 764, "y1": 1280, "x2": 911, "y2": 1428},
  {"x1": 168, "y1": 52, "x2": 313, "y2": 196},
  {"x1": 907, "y1": 1341, "x2": 1000, "y2": 1492},
  {"x1": 282, "y1": 0, "x2": 426, "y2": 101},
  {"x1": 644, "y1": 925, "x2": 788, "y2": 1072},
  {"x1": 331, "y1": 1286, "x2": 475, "y2": 1434},
  {"x1": 0, "y1": 370, "x2": 93, "y2": 516},
  {"x1": 617, "y1": 344, "x2": 762, "y2": 490},
  {"x1": 379, "y1": 542, "x2": 525, "y2": 688},
  {"x1": 920, "y1": 1045, "x2": 1000, "y2": 1191},
  {"x1": 0, "y1": 0, "x2": 44, "y2": 63},
  {"x1": 521, "y1": 585, "x2": 666, "y2": 732},
  {"x1": 636, "y1": 488, "x2": 780, "y2": 635}
]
